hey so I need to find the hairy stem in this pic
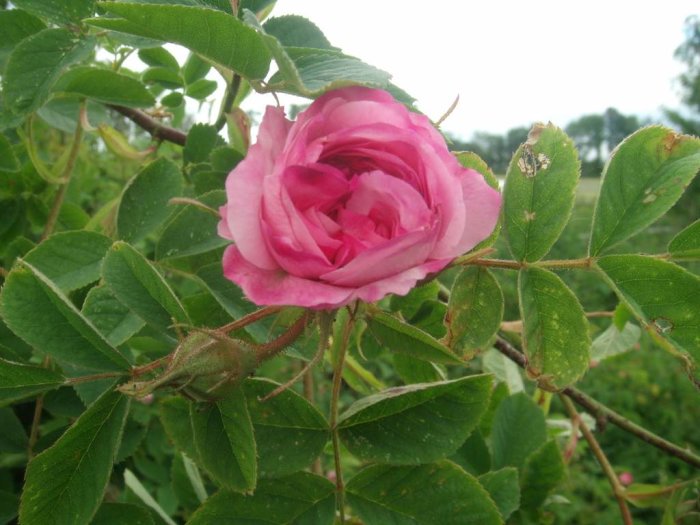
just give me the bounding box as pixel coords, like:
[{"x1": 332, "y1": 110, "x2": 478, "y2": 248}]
[
  {"x1": 108, "y1": 105, "x2": 187, "y2": 146},
  {"x1": 330, "y1": 311, "x2": 354, "y2": 524},
  {"x1": 254, "y1": 312, "x2": 312, "y2": 364},
  {"x1": 561, "y1": 396, "x2": 633, "y2": 525},
  {"x1": 494, "y1": 337, "x2": 700, "y2": 469},
  {"x1": 218, "y1": 305, "x2": 284, "y2": 335},
  {"x1": 42, "y1": 113, "x2": 84, "y2": 240},
  {"x1": 65, "y1": 371, "x2": 127, "y2": 385}
]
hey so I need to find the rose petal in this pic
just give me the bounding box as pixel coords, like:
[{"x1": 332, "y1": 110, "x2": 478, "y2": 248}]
[
  {"x1": 351, "y1": 258, "x2": 450, "y2": 303},
  {"x1": 344, "y1": 170, "x2": 432, "y2": 236},
  {"x1": 451, "y1": 169, "x2": 502, "y2": 254},
  {"x1": 224, "y1": 106, "x2": 292, "y2": 270},
  {"x1": 262, "y1": 172, "x2": 335, "y2": 278},
  {"x1": 222, "y1": 246, "x2": 353, "y2": 309},
  {"x1": 321, "y1": 226, "x2": 438, "y2": 287}
]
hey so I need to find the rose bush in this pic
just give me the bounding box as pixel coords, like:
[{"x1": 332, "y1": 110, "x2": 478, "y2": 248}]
[{"x1": 218, "y1": 87, "x2": 501, "y2": 308}]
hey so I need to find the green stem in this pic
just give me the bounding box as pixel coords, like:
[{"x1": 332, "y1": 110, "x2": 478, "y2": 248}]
[
  {"x1": 27, "y1": 356, "x2": 51, "y2": 459},
  {"x1": 215, "y1": 74, "x2": 241, "y2": 131},
  {"x1": 41, "y1": 110, "x2": 84, "y2": 240},
  {"x1": 561, "y1": 395, "x2": 633, "y2": 525},
  {"x1": 65, "y1": 371, "x2": 127, "y2": 385},
  {"x1": 494, "y1": 337, "x2": 700, "y2": 470},
  {"x1": 330, "y1": 310, "x2": 353, "y2": 524}
]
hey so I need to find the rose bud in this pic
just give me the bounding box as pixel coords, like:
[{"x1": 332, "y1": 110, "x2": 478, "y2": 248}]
[
  {"x1": 119, "y1": 331, "x2": 256, "y2": 401},
  {"x1": 219, "y1": 87, "x2": 501, "y2": 308}
]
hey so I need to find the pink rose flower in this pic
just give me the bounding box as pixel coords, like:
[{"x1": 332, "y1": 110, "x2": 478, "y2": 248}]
[{"x1": 218, "y1": 87, "x2": 501, "y2": 309}]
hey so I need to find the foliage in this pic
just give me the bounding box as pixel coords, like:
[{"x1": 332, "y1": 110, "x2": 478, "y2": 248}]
[{"x1": 0, "y1": 2, "x2": 698, "y2": 525}]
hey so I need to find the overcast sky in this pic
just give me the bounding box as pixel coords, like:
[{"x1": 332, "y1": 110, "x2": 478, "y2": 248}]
[{"x1": 243, "y1": 0, "x2": 697, "y2": 139}]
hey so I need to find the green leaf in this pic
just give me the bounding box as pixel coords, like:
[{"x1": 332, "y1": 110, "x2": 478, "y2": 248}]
[
  {"x1": 503, "y1": 123, "x2": 581, "y2": 262},
  {"x1": 102, "y1": 241, "x2": 190, "y2": 337},
  {"x1": 450, "y1": 429, "x2": 491, "y2": 476},
  {"x1": 0, "y1": 262, "x2": 131, "y2": 373},
  {"x1": 187, "y1": 472, "x2": 335, "y2": 525},
  {"x1": 22, "y1": 231, "x2": 112, "y2": 293},
  {"x1": 393, "y1": 353, "x2": 444, "y2": 384},
  {"x1": 20, "y1": 391, "x2": 130, "y2": 525},
  {"x1": 263, "y1": 15, "x2": 333, "y2": 49},
  {"x1": 490, "y1": 393, "x2": 547, "y2": 470},
  {"x1": 0, "y1": 358, "x2": 64, "y2": 407},
  {"x1": 159, "y1": 397, "x2": 199, "y2": 461},
  {"x1": 171, "y1": 454, "x2": 204, "y2": 513},
  {"x1": 0, "y1": 134, "x2": 19, "y2": 172},
  {"x1": 0, "y1": 10, "x2": 46, "y2": 58},
  {"x1": 91, "y1": 502, "x2": 154, "y2": 525},
  {"x1": 591, "y1": 322, "x2": 641, "y2": 362},
  {"x1": 183, "y1": 52, "x2": 211, "y2": 84},
  {"x1": 518, "y1": 267, "x2": 590, "y2": 390},
  {"x1": 0, "y1": 407, "x2": 28, "y2": 458},
  {"x1": 366, "y1": 310, "x2": 462, "y2": 365},
  {"x1": 338, "y1": 375, "x2": 492, "y2": 464},
  {"x1": 269, "y1": 47, "x2": 392, "y2": 98},
  {"x1": 156, "y1": 190, "x2": 227, "y2": 260},
  {"x1": 668, "y1": 219, "x2": 700, "y2": 259},
  {"x1": 520, "y1": 440, "x2": 565, "y2": 511},
  {"x1": 446, "y1": 266, "x2": 503, "y2": 357},
  {"x1": 81, "y1": 285, "x2": 145, "y2": 347},
  {"x1": 124, "y1": 469, "x2": 177, "y2": 525},
  {"x1": 596, "y1": 255, "x2": 700, "y2": 364},
  {"x1": 3, "y1": 29, "x2": 94, "y2": 118},
  {"x1": 479, "y1": 468, "x2": 520, "y2": 520},
  {"x1": 347, "y1": 461, "x2": 503, "y2": 525},
  {"x1": 185, "y1": 79, "x2": 218, "y2": 100},
  {"x1": 12, "y1": 0, "x2": 95, "y2": 25},
  {"x1": 190, "y1": 388, "x2": 256, "y2": 490},
  {"x1": 482, "y1": 348, "x2": 524, "y2": 394},
  {"x1": 142, "y1": 66, "x2": 183, "y2": 89},
  {"x1": 0, "y1": 489, "x2": 19, "y2": 525},
  {"x1": 91, "y1": 3, "x2": 271, "y2": 80},
  {"x1": 244, "y1": 378, "x2": 329, "y2": 478},
  {"x1": 54, "y1": 66, "x2": 155, "y2": 107},
  {"x1": 138, "y1": 47, "x2": 179, "y2": 71},
  {"x1": 196, "y1": 263, "x2": 269, "y2": 342},
  {"x1": 117, "y1": 157, "x2": 184, "y2": 243},
  {"x1": 161, "y1": 91, "x2": 184, "y2": 108},
  {"x1": 184, "y1": 123, "x2": 223, "y2": 165},
  {"x1": 589, "y1": 126, "x2": 700, "y2": 255}
]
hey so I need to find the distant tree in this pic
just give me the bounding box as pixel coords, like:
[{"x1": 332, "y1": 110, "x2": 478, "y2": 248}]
[
  {"x1": 667, "y1": 15, "x2": 700, "y2": 216},
  {"x1": 666, "y1": 15, "x2": 700, "y2": 134},
  {"x1": 604, "y1": 107, "x2": 641, "y2": 150},
  {"x1": 566, "y1": 114, "x2": 605, "y2": 177}
]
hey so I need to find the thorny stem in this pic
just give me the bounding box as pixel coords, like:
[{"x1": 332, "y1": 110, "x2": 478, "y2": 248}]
[
  {"x1": 330, "y1": 309, "x2": 355, "y2": 524},
  {"x1": 218, "y1": 305, "x2": 285, "y2": 335},
  {"x1": 465, "y1": 257, "x2": 594, "y2": 270},
  {"x1": 42, "y1": 110, "x2": 84, "y2": 240},
  {"x1": 561, "y1": 396, "x2": 634, "y2": 525},
  {"x1": 460, "y1": 252, "x2": 700, "y2": 272},
  {"x1": 108, "y1": 104, "x2": 187, "y2": 146},
  {"x1": 254, "y1": 312, "x2": 312, "y2": 364},
  {"x1": 258, "y1": 312, "x2": 326, "y2": 401},
  {"x1": 168, "y1": 197, "x2": 220, "y2": 217},
  {"x1": 494, "y1": 337, "x2": 700, "y2": 470},
  {"x1": 586, "y1": 310, "x2": 615, "y2": 318}
]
